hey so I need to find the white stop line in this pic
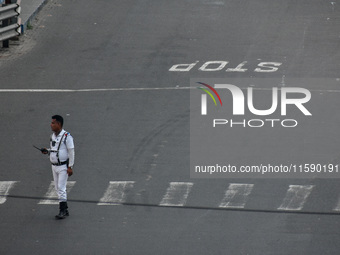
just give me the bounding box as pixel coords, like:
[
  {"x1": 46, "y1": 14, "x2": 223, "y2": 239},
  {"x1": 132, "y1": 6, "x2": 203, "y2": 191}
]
[
  {"x1": 0, "y1": 87, "x2": 339, "y2": 93},
  {"x1": 0, "y1": 87, "x2": 191, "y2": 93}
]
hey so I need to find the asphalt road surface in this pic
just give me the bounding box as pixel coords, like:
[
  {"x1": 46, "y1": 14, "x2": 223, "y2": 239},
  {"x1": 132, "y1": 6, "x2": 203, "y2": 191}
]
[{"x1": 0, "y1": 0, "x2": 340, "y2": 254}]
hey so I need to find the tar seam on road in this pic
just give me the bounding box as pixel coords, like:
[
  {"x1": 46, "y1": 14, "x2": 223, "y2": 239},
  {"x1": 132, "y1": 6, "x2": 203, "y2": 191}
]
[{"x1": 1, "y1": 194, "x2": 339, "y2": 216}]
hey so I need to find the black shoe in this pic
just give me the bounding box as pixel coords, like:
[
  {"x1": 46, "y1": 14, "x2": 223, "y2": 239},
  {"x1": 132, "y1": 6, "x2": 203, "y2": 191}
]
[
  {"x1": 55, "y1": 202, "x2": 68, "y2": 219},
  {"x1": 64, "y1": 202, "x2": 69, "y2": 216}
]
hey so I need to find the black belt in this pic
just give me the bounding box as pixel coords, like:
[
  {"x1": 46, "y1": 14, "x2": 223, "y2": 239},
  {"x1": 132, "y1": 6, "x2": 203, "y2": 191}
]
[{"x1": 51, "y1": 161, "x2": 68, "y2": 166}]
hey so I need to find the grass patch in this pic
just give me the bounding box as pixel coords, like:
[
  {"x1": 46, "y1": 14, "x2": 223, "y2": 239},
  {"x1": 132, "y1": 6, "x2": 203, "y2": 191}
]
[{"x1": 27, "y1": 22, "x2": 33, "y2": 30}]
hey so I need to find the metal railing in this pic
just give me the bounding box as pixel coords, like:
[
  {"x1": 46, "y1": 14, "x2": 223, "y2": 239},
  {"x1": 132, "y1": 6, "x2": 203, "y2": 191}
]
[{"x1": 0, "y1": 0, "x2": 21, "y2": 48}]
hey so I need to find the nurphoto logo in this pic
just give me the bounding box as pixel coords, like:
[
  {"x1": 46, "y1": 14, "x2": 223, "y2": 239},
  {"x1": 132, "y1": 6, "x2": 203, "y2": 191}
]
[{"x1": 197, "y1": 82, "x2": 312, "y2": 128}]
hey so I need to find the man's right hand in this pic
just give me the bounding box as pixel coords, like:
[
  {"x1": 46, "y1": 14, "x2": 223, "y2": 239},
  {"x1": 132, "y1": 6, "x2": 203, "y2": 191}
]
[{"x1": 41, "y1": 148, "x2": 48, "y2": 154}]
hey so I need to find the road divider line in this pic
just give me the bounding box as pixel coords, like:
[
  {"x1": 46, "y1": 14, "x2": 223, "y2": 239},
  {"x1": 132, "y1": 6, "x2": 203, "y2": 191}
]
[
  {"x1": 160, "y1": 182, "x2": 194, "y2": 206},
  {"x1": 278, "y1": 185, "x2": 314, "y2": 211},
  {"x1": 38, "y1": 181, "x2": 76, "y2": 205},
  {"x1": 0, "y1": 87, "x2": 192, "y2": 93},
  {"x1": 219, "y1": 183, "x2": 254, "y2": 208},
  {"x1": 98, "y1": 181, "x2": 135, "y2": 205},
  {"x1": 0, "y1": 181, "x2": 19, "y2": 204}
]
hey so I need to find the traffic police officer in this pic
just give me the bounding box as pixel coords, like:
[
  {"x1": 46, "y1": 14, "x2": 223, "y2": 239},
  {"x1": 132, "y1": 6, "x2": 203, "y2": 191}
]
[{"x1": 42, "y1": 115, "x2": 75, "y2": 219}]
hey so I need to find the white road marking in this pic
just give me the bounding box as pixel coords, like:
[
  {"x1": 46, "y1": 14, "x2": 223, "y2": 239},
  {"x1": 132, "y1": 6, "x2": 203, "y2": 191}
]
[
  {"x1": 0, "y1": 87, "x2": 338, "y2": 93},
  {"x1": 219, "y1": 183, "x2": 254, "y2": 208},
  {"x1": 159, "y1": 182, "x2": 193, "y2": 206},
  {"x1": 226, "y1": 61, "x2": 248, "y2": 72},
  {"x1": 98, "y1": 181, "x2": 135, "y2": 205},
  {"x1": 38, "y1": 181, "x2": 76, "y2": 205},
  {"x1": 169, "y1": 61, "x2": 199, "y2": 71},
  {"x1": 333, "y1": 196, "x2": 340, "y2": 211},
  {"x1": 254, "y1": 62, "x2": 282, "y2": 72},
  {"x1": 198, "y1": 61, "x2": 229, "y2": 71},
  {"x1": 0, "y1": 181, "x2": 18, "y2": 204},
  {"x1": 169, "y1": 61, "x2": 282, "y2": 72},
  {"x1": 0, "y1": 87, "x2": 192, "y2": 93},
  {"x1": 278, "y1": 185, "x2": 314, "y2": 211}
]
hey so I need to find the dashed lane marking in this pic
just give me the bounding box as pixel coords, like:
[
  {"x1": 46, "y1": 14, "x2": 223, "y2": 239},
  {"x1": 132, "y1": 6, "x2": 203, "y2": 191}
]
[
  {"x1": 333, "y1": 197, "x2": 340, "y2": 211},
  {"x1": 1, "y1": 181, "x2": 339, "y2": 215},
  {"x1": 0, "y1": 181, "x2": 19, "y2": 204},
  {"x1": 38, "y1": 181, "x2": 76, "y2": 205},
  {"x1": 98, "y1": 181, "x2": 135, "y2": 205},
  {"x1": 278, "y1": 185, "x2": 314, "y2": 211},
  {"x1": 219, "y1": 183, "x2": 254, "y2": 208},
  {"x1": 159, "y1": 182, "x2": 194, "y2": 206}
]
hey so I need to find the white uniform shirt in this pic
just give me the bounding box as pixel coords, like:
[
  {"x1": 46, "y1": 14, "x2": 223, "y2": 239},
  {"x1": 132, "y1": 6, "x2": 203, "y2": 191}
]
[{"x1": 49, "y1": 129, "x2": 74, "y2": 165}]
